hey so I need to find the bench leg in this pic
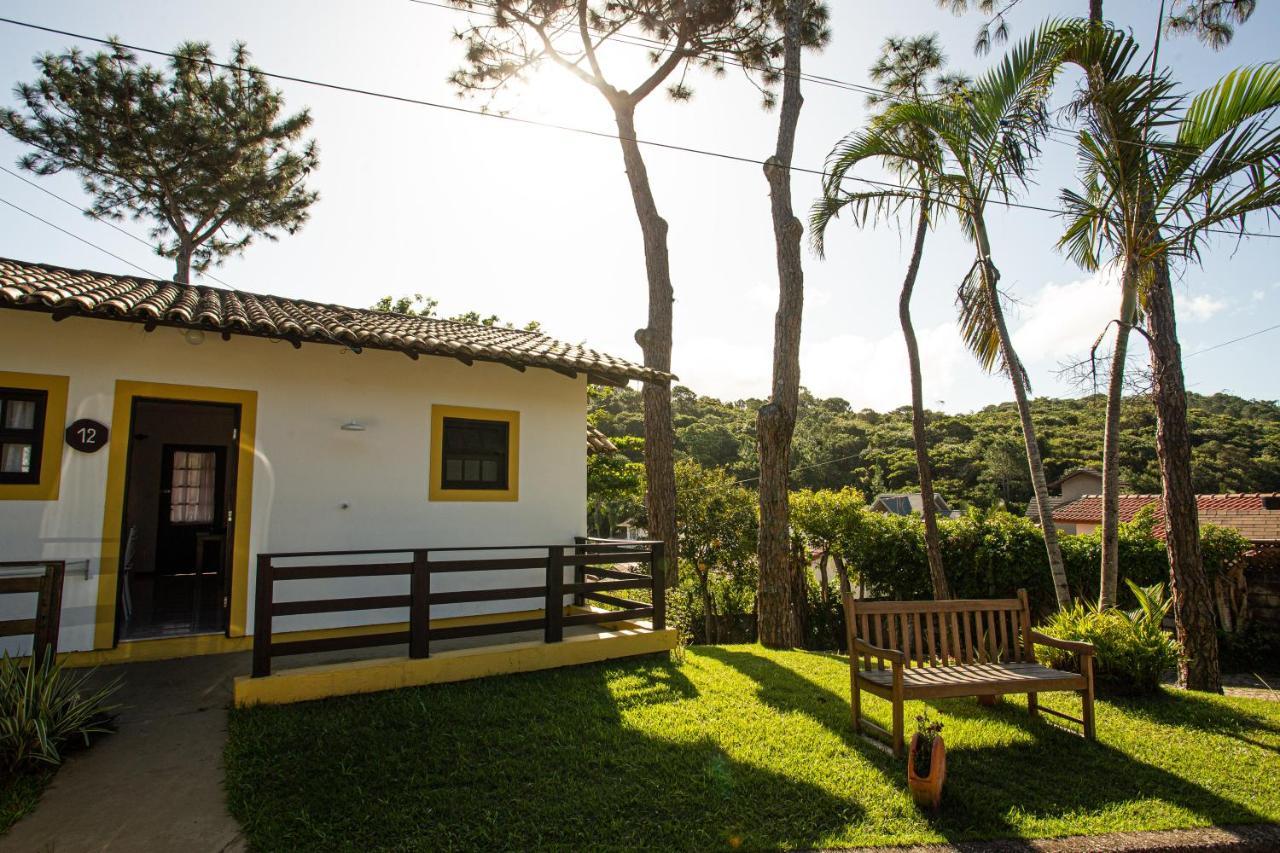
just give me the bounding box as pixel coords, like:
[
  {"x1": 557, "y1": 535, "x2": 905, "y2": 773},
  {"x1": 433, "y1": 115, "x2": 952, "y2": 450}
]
[
  {"x1": 891, "y1": 697, "x2": 904, "y2": 758},
  {"x1": 1082, "y1": 656, "x2": 1097, "y2": 741},
  {"x1": 977, "y1": 694, "x2": 998, "y2": 707},
  {"x1": 851, "y1": 671, "x2": 863, "y2": 733},
  {"x1": 1027, "y1": 691, "x2": 1038, "y2": 717}
]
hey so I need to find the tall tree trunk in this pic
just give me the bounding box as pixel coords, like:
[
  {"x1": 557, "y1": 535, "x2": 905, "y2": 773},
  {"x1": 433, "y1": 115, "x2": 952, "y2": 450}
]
[
  {"x1": 901, "y1": 202, "x2": 950, "y2": 599},
  {"x1": 1147, "y1": 257, "x2": 1221, "y2": 692},
  {"x1": 174, "y1": 237, "x2": 193, "y2": 284},
  {"x1": 1099, "y1": 257, "x2": 1138, "y2": 609},
  {"x1": 757, "y1": 0, "x2": 806, "y2": 649},
  {"x1": 611, "y1": 102, "x2": 678, "y2": 586},
  {"x1": 975, "y1": 219, "x2": 1071, "y2": 609}
]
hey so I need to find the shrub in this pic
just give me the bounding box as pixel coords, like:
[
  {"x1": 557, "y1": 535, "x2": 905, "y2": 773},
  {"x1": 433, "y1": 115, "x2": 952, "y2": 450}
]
[
  {"x1": 0, "y1": 654, "x2": 121, "y2": 772},
  {"x1": 1036, "y1": 581, "x2": 1180, "y2": 695}
]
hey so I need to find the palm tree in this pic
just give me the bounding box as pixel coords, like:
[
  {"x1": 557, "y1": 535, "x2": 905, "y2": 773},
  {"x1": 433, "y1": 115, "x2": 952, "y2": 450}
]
[
  {"x1": 1058, "y1": 35, "x2": 1280, "y2": 688},
  {"x1": 860, "y1": 23, "x2": 1079, "y2": 608},
  {"x1": 810, "y1": 35, "x2": 961, "y2": 600}
]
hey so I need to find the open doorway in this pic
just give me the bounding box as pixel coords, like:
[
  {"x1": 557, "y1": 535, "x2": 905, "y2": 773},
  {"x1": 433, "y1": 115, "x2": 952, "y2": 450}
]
[{"x1": 117, "y1": 398, "x2": 240, "y2": 640}]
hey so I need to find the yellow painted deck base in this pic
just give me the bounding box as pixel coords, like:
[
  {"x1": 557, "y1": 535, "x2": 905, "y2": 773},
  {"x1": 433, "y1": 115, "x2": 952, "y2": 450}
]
[{"x1": 234, "y1": 623, "x2": 677, "y2": 706}]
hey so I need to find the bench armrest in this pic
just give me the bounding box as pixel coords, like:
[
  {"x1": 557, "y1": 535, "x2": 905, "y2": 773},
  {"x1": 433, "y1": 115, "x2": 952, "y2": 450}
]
[
  {"x1": 1030, "y1": 630, "x2": 1095, "y2": 656},
  {"x1": 853, "y1": 637, "x2": 904, "y2": 665}
]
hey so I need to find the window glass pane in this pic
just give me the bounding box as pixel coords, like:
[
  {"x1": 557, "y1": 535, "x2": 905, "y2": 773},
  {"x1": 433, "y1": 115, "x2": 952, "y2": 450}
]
[
  {"x1": 169, "y1": 450, "x2": 217, "y2": 524},
  {"x1": 1, "y1": 443, "x2": 33, "y2": 473},
  {"x1": 445, "y1": 459, "x2": 463, "y2": 481},
  {"x1": 463, "y1": 459, "x2": 481, "y2": 481},
  {"x1": 3, "y1": 399, "x2": 36, "y2": 430},
  {"x1": 481, "y1": 460, "x2": 498, "y2": 482}
]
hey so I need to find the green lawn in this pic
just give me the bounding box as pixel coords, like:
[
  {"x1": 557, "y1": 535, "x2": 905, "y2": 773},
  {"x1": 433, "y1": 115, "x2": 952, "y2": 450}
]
[{"x1": 225, "y1": 646, "x2": 1280, "y2": 851}]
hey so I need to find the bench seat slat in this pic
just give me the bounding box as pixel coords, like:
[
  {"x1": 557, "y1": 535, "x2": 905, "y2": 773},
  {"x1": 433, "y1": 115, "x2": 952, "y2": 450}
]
[{"x1": 858, "y1": 661, "x2": 1086, "y2": 700}]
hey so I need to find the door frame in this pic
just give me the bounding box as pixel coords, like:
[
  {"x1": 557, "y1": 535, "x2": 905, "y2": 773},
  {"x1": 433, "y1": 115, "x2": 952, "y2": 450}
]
[{"x1": 95, "y1": 380, "x2": 257, "y2": 650}]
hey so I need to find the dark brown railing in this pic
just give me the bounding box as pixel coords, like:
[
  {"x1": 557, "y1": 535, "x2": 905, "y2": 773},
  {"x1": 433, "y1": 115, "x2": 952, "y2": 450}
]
[
  {"x1": 251, "y1": 538, "x2": 664, "y2": 677},
  {"x1": 0, "y1": 560, "x2": 65, "y2": 663}
]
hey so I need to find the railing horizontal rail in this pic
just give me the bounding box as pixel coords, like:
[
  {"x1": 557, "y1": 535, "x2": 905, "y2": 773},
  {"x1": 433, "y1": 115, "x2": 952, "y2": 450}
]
[
  {"x1": 429, "y1": 618, "x2": 547, "y2": 642},
  {"x1": 251, "y1": 542, "x2": 665, "y2": 677},
  {"x1": 271, "y1": 631, "x2": 411, "y2": 657},
  {"x1": 564, "y1": 608, "x2": 652, "y2": 627},
  {"x1": 561, "y1": 552, "x2": 649, "y2": 567},
  {"x1": 428, "y1": 557, "x2": 547, "y2": 573},
  {"x1": 580, "y1": 567, "x2": 647, "y2": 581},
  {"x1": 564, "y1": 578, "x2": 650, "y2": 594},
  {"x1": 273, "y1": 594, "x2": 411, "y2": 617},
  {"x1": 428, "y1": 587, "x2": 545, "y2": 605},
  {"x1": 583, "y1": 592, "x2": 648, "y2": 610},
  {"x1": 272, "y1": 562, "x2": 412, "y2": 581}
]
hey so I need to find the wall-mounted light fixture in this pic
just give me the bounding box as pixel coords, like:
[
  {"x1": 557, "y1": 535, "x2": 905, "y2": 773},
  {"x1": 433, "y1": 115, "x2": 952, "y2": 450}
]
[
  {"x1": 340, "y1": 420, "x2": 366, "y2": 432},
  {"x1": 184, "y1": 329, "x2": 206, "y2": 346}
]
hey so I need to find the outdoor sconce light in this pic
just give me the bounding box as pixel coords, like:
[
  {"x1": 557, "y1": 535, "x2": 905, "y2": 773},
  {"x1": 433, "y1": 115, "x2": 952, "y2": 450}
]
[
  {"x1": 340, "y1": 420, "x2": 366, "y2": 432},
  {"x1": 184, "y1": 329, "x2": 206, "y2": 346}
]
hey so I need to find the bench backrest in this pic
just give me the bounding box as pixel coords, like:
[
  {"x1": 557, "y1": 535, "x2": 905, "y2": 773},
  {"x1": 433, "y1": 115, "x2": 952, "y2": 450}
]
[{"x1": 844, "y1": 589, "x2": 1033, "y2": 668}]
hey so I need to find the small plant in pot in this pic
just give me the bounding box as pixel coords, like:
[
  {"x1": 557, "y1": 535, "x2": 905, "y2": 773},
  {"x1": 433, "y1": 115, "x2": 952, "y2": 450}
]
[{"x1": 907, "y1": 711, "x2": 945, "y2": 809}]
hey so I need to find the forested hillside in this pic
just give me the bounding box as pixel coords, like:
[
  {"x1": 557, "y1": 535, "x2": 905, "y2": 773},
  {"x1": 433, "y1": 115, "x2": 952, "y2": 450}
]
[{"x1": 590, "y1": 386, "x2": 1280, "y2": 509}]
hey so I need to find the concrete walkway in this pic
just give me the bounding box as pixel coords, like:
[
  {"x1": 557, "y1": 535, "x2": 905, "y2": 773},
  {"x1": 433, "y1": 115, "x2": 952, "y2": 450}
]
[{"x1": 3, "y1": 654, "x2": 247, "y2": 853}]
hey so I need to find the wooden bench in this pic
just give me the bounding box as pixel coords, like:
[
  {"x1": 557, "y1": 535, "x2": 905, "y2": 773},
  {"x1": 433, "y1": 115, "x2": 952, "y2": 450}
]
[
  {"x1": 843, "y1": 589, "x2": 1095, "y2": 757},
  {"x1": 0, "y1": 560, "x2": 65, "y2": 664}
]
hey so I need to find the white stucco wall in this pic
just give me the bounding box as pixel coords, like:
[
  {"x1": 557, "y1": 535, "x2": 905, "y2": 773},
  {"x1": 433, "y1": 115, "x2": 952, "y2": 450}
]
[{"x1": 0, "y1": 309, "x2": 589, "y2": 654}]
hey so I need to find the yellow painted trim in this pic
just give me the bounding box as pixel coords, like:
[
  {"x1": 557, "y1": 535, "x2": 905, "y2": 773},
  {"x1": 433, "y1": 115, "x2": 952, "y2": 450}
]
[
  {"x1": 95, "y1": 380, "x2": 258, "y2": 649},
  {"x1": 0, "y1": 371, "x2": 69, "y2": 501},
  {"x1": 428, "y1": 404, "x2": 519, "y2": 502},
  {"x1": 235, "y1": 625, "x2": 677, "y2": 706},
  {"x1": 54, "y1": 609, "x2": 548, "y2": 668}
]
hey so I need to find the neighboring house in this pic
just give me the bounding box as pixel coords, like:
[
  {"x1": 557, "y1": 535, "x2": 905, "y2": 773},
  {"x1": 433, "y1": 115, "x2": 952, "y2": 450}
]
[
  {"x1": 1025, "y1": 467, "x2": 1132, "y2": 525},
  {"x1": 869, "y1": 492, "x2": 956, "y2": 518},
  {"x1": 1049, "y1": 493, "x2": 1280, "y2": 543},
  {"x1": 0, "y1": 257, "x2": 670, "y2": 671}
]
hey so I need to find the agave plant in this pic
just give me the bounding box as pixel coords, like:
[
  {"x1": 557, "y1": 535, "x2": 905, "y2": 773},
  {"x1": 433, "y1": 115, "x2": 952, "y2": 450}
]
[{"x1": 1, "y1": 653, "x2": 122, "y2": 772}]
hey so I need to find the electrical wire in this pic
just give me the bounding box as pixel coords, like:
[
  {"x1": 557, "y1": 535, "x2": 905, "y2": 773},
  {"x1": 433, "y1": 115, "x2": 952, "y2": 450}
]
[{"x1": 0, "y1": 195, "x2": 162, "y2": 278}]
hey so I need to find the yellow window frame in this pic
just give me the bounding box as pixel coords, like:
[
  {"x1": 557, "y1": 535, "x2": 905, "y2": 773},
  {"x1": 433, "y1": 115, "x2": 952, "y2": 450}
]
[
  {"x1": 429, "y1": 405, "x2": 519, "y2": 502},
  {"x1": 0, "y1": 370, "x2": 69, "y2": 501}
]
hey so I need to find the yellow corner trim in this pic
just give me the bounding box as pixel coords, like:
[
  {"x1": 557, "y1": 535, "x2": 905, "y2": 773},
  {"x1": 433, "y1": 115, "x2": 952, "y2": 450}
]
[
  {"x1": 95, "y1": 380, "x2": 258, "y2": 650},
  {"x1": 0, "y1": 371, "x2": 69, "y2": 501},
  {"x1": 428, "y1": 404, "x2": 519, "y2": 502}
]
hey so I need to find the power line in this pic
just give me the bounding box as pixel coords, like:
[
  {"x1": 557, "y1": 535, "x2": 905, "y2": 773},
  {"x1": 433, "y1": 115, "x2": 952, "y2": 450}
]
[
  {"x1": 0, "y1": 14, "x2": 1275, "y2": 244},
  {"x1": 1184, "y1": 322, "x2": 1280, "y2": 358},
  {"x1": 0, "y1": 164, "x2": 235, "y2": 288},
  {"x1": 0, "y1": 196, "x2": 162, "y2": 278}
]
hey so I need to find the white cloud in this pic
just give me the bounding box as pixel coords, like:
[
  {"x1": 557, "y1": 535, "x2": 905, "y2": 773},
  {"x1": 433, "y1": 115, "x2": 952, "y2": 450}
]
[
  {"x1": 1010, "y1": 268, "x2": 1120, "y2": 364},
  {"x1": 1251, "y1": 289, "x2": 1266, "y2": 302},
  {"x1": 1184, "y1": 294, "x2": 1227, "y2": 321}
]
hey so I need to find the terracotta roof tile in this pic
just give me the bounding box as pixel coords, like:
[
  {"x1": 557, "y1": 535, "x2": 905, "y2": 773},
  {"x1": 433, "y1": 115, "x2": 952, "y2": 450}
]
[
  {"x1": 586, "y1": 426, "x2": 618, "y2": 455},
  {"x1": 1052, "y1": 493, "x2": 1280, "y2": 543},
  {"x1": 0, "y1": 257, "x2": 672, "y2": 387}
]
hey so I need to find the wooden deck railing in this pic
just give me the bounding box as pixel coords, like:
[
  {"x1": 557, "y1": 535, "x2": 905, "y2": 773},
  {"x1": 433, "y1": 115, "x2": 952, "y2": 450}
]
[
  {"x1": 251, "y1": 539, "x2": 664, "y2": 677},
  {"x1": 0, "y1": 560, "x2": 65, "y2": 663}
]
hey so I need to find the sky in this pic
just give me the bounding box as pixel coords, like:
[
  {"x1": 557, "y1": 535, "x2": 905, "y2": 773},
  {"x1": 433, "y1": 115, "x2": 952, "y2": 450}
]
[{"x1": 0, "y1": 1, "x2": 1277, "y2": 414}]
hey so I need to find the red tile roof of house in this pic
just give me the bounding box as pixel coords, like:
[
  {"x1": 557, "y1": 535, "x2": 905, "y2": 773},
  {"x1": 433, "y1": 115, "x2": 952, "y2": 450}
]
[
  {"x1": 0, "y1": 257, "x2": 672, "y2": 387},
  {"x1": 1052, "y1": 493, "x2": 1280, "y2": 542}
]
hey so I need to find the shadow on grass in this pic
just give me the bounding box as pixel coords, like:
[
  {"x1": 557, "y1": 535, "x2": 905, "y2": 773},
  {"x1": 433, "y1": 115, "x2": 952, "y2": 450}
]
[
  {"x1": 1111, "y1": 688, "x2": 1280, "y2": 754},
  {"x1": 225, "y1": 656, "x2": 863, "y2": 852},
  {"x1": 703, "y1": 647, "x2": 1270, "y2": 842}
]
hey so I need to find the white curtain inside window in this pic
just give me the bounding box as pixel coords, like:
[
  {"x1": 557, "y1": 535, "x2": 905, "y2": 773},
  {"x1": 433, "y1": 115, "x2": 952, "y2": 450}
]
[{"x1": 169, "y1": 450, "x2": 217, "y2": 524}]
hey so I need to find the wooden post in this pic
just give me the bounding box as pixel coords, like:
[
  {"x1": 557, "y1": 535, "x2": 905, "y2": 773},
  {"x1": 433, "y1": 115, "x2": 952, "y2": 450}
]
[
  {"x1": 34, "y1": 561, "x2": 64, "y2": 665},
  {"x1": 545, "y1": 546, "x2": 564, "y2": 643},
  {"x1": 572, "y1": 536, "x2": 587, "y2": 608},
  {"x1": 650, "y1": 541, "x2": 666, "y2": 631},
  {"x1": 252, "y1": 554, "x2": 273, "y2": 677},
  {"x1": 410, "y1": 550, "x2": 430, "y2": 659},
  {"x1": 891, "y1": 661, "x2": 905, "y2": 758}
]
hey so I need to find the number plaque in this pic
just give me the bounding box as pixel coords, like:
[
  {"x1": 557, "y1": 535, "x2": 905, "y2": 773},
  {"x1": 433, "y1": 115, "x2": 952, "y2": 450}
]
[{"x1": 66, "y1": 419, "x2": 109, "y2": 453}]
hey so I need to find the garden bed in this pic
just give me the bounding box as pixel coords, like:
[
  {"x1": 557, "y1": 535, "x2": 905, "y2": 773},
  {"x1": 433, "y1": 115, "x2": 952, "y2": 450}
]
[{"x1": 226, "y1": 646, "x2": 1280, "y2": 850}]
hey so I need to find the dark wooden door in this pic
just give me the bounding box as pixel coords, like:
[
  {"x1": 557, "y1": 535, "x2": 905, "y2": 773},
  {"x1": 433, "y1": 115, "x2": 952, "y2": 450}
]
[{"x1": 155, "y1": 444, "x2": 229, "y2": 633}]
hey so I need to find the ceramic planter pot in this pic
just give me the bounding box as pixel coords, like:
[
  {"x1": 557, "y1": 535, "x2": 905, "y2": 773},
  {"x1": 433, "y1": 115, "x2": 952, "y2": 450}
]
[{"x1": 907, "y1": 733, "x2": 946, "y2": 809}]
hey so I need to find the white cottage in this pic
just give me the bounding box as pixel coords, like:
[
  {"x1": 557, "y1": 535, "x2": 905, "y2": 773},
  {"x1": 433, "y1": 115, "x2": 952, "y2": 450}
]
[{"x1": 0, "y1": 257, "x2": 671, "y2": 704}]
